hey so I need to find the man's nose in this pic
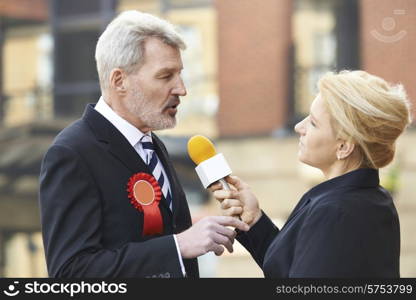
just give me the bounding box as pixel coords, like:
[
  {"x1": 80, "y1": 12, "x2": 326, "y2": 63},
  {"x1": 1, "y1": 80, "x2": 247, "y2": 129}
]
[{"x1": 173, "y1": 77, "x2": 187, "y2": 96}]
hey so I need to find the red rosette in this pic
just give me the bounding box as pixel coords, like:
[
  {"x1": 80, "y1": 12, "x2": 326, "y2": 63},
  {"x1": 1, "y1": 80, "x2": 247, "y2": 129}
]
[{"x1": 127, "y1": 173, "x2": 163, "y2": 236}]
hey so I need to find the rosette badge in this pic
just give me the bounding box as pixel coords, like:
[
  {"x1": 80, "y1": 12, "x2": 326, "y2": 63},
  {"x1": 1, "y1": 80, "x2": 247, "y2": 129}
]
[{"x1": 127, "y1": 173, "x2": 163, "y2": 235}]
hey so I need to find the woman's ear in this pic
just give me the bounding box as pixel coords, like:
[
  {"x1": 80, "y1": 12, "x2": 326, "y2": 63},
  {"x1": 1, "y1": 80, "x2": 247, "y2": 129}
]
[
  {"x1": 110, "y1": 68, "x2": 127, "y2": 95},
  {"x1": 336, "y1": 139, "x2": 355, "y2": 160}
]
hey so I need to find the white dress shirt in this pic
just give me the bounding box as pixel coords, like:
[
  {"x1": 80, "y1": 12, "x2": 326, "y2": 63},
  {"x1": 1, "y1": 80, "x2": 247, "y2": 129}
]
[{"x1": 94, "y1": 96, "x2": 186, "y2": 276}]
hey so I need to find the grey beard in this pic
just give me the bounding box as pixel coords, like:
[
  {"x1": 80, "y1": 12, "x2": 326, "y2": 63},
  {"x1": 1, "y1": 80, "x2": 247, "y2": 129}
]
[{"x1": 125, "y1": 91, "x2": 176, "y2": 131}]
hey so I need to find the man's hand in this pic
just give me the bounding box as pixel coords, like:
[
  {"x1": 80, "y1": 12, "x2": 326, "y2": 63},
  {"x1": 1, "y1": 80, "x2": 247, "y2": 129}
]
[
  {"x1": 210, "y1": 176, "x2": 262, "y2": 227},
  {"x1": 176, "y1": 216, "x2": 249, "y2": 258}
]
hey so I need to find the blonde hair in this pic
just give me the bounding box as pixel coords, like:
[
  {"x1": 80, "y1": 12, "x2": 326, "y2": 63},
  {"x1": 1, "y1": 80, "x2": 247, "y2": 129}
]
[
  {"x1": 95, "y1": 10, "x2": 186, "y2": 90},
  {"x1": 318, "y1": 70, "x2": 412, "y2": 169}
]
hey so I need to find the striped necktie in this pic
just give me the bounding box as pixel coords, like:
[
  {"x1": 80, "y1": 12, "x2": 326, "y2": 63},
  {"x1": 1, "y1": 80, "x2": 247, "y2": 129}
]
[{"x1": 140, "y1": 135, "x2": 173, "y2": 211}]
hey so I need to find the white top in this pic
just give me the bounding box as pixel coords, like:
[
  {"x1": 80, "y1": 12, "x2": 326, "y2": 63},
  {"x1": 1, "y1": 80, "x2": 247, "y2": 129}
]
[{"x1": 94, "y1": 96, "x2": 186, "y2": 277}]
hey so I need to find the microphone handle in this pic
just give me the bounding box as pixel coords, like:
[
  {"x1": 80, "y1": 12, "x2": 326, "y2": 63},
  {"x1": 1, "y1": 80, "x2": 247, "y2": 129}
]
[
  {"x1": 219, "y1": 178, "x2": 230, "y2": 191},
  {"x1": 218, "y1": 178, "x2": 242, "y2": 221}
]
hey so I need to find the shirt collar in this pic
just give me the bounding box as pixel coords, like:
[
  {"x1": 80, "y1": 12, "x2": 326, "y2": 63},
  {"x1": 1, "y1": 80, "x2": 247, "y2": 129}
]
[
  {"x1": 306, "y1": 168, "x2": 380, "y2": 199},
  {"x1": 94, "y1": 96, "x2": 152, "y2": 147}
]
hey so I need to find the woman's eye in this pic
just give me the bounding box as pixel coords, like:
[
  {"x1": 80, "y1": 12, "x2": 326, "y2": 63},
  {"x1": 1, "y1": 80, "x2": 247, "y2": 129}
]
[{"x1": 309, "y1": 117, "x2": 316, "y2": 127}]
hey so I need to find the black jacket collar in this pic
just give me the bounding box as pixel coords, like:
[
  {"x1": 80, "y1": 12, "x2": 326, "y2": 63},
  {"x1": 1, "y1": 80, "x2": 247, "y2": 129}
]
[
  {"x1": 306, "y1": 168, "x2": 380, "y2": 200},
  {"x1": 82, "y1": 103, "x2": 149, "y2": 174},
  {"x1": 283, "y1": 168, "x2": 380, "y2": 227}
]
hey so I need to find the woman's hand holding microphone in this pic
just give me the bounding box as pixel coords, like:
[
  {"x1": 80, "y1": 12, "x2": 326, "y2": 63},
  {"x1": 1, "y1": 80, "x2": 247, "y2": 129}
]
[{"x1": 209, "y1": 176, "x2": 262, "y2": 228}]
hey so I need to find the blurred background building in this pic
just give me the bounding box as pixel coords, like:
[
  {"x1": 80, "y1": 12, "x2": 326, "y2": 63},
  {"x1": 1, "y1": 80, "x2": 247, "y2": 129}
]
[{"x1": 0, "y1": 0, "x2": 415, "y2": 277}]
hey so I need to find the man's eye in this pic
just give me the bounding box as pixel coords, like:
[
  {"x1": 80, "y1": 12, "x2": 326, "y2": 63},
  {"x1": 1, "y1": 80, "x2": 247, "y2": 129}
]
[{"x1": 160, "y1": 74, "x2": 173, "y2": 79}]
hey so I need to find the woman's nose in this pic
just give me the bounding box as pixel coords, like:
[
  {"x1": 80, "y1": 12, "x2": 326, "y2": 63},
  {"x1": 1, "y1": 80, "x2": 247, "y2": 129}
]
[{"x1": 294, "y1": 118, "x2": 306, "y2": 135}]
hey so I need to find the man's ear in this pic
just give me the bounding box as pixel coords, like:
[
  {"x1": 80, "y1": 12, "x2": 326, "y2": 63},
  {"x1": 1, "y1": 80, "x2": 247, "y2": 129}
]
[
  {"x1": 336, "y1": 139, "x2": 355, "y2": 160},
  {"x1": 110, "y1": 68, "x2": 127, "y2": 95}
]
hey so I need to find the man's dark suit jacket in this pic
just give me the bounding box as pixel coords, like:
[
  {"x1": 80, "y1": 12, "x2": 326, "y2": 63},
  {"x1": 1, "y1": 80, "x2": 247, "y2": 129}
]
[
  {"x1": 39, "y1": 104, "x2": 199, "y2": 278},
  {"x1": 237, "y1": 168, "x2": 400, "y2": 278}
]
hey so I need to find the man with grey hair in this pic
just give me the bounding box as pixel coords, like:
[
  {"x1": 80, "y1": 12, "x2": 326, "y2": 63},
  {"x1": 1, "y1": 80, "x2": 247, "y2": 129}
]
[{"x1": 39, "y1": 10, "x2": 248, "y2": 278}]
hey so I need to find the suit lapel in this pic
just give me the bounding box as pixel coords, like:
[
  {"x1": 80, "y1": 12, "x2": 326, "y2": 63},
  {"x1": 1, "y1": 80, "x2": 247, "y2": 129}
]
[
  {"x1": 83, "y1": 104, "x2": 149, "y2": 174},
  {"x1": 107, "y1": 138, "x2": 171, "y2": 214},
  {"x1": 83, "y1": 104, "x2": 173, "y2": 213}
]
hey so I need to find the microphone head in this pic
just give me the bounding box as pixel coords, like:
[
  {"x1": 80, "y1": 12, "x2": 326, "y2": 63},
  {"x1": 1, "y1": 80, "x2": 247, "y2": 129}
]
[{"x1": 187, "y1": 135, "x2": 217, "y2": 165}]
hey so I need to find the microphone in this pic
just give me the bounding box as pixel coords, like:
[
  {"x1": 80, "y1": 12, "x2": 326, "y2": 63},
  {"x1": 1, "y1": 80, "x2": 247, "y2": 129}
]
[{"x1": 187, "y1": 135, "x2": 232, "y2": 191}]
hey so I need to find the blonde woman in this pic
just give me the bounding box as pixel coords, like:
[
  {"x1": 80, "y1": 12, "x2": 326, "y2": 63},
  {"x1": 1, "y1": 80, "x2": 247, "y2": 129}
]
[{"x1": 211, "y1": 71, "x2": 412, "y2": 278}]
